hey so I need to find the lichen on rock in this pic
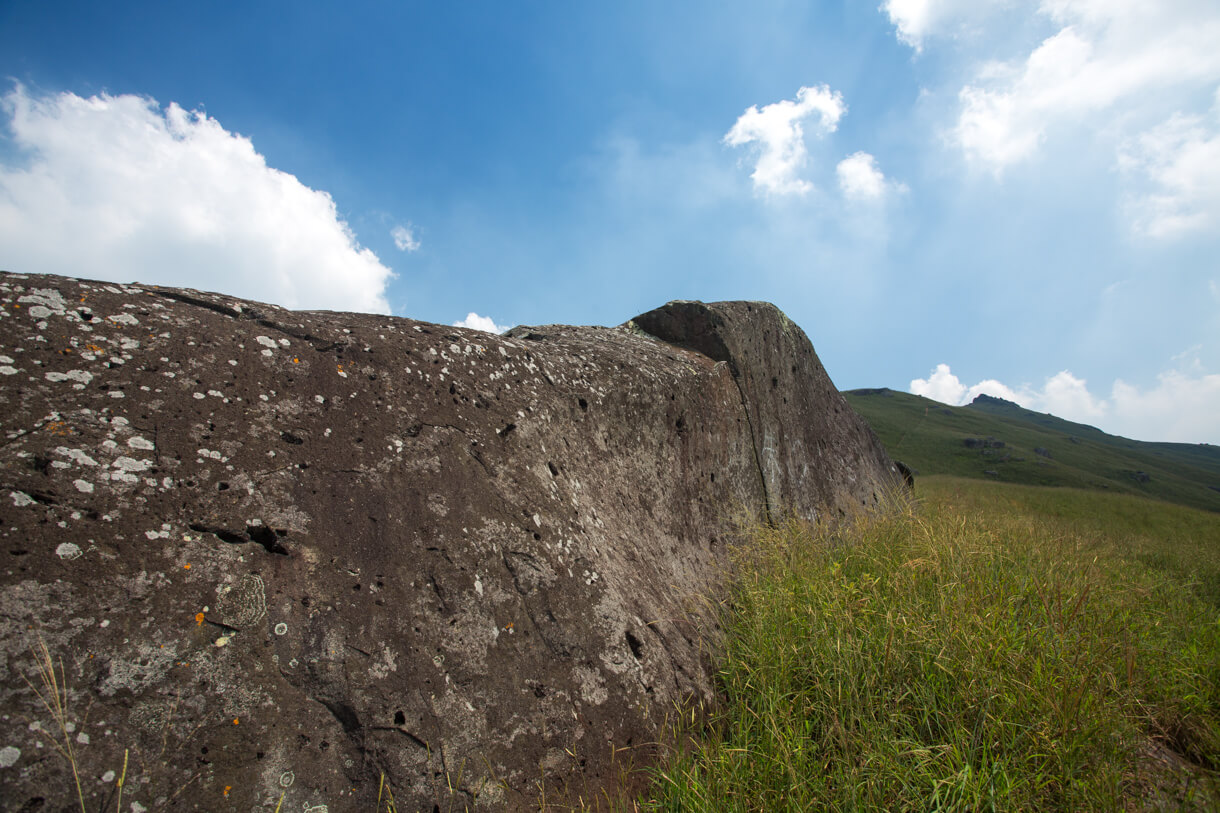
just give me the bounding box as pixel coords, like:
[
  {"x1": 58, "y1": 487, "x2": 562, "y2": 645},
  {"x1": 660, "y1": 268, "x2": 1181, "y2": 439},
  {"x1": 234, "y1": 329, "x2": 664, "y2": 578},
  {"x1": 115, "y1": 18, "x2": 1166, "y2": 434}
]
[{"x1": 0, "y1": 272, "x2": 900, "y2": 810}]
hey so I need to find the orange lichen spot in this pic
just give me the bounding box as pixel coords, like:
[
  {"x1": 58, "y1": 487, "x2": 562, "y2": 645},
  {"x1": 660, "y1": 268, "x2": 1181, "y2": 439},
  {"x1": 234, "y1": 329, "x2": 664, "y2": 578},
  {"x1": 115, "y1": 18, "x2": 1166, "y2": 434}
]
[
  {"x1": 184, "y1": 563, "x2": 191, "y2": 570},
  {"x1": 232, "y1": 718, "x2": 240, "y2": 725},
  {"x1": 223, "y1": 785, "x2": 231, "y2": 797},
  {"x1": 293, "y1": 357, "x2": 299, "y2": 363},
  {"x1": 195, "y1": 612, "x2": 205, "y2": 627}
]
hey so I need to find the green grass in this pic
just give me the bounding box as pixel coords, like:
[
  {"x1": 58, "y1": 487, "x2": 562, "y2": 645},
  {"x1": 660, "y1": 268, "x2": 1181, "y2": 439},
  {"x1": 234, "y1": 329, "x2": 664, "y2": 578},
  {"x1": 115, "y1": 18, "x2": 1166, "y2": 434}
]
[
  {"x1": 843, "y1": 389, "x2": 1220, "y2": 514},
  {"x1": 641, "y1": 478, "x2": 1220, "y2": 811}
]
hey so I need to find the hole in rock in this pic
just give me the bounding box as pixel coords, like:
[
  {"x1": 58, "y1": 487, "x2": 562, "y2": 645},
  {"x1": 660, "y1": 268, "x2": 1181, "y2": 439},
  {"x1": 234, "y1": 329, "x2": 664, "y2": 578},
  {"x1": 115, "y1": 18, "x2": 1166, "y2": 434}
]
[{"x1": 625, "y1": 630, "x2": 644, "y2": 660}]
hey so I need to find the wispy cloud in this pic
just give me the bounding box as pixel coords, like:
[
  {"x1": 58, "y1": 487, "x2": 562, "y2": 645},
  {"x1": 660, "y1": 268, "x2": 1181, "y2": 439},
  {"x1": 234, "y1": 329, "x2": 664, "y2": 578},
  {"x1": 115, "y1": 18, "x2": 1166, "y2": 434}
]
[
  {"x1": 883, "y1": 1, "x2": 1220, "y2": 237},
  {"x1": 1118, "y1": 96, "x2": 1220, "y2": 238},
  {"x1": 0, "y1": 85, "x2": 393, "y2": 313},
  {"x1": 391, "y1": 223, "x2": 420, "y2": 252},
  {"x1": 724, "y1": 84, "x2": 845, "y2": 196}
]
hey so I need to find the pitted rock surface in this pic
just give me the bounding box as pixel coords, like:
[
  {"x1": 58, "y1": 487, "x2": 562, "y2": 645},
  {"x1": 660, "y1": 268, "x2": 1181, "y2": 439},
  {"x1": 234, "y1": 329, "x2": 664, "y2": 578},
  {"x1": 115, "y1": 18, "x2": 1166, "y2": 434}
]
[{"x1": 0, "y1": 273, "x2": 899, "y2": 811}]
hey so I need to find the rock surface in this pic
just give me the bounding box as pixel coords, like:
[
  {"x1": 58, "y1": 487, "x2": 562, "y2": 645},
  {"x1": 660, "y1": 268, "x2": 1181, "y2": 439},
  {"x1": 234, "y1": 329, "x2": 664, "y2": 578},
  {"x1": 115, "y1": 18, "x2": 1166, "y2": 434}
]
[{"x1": 0, "y1": 273, "x2": 900, "y2": 810}]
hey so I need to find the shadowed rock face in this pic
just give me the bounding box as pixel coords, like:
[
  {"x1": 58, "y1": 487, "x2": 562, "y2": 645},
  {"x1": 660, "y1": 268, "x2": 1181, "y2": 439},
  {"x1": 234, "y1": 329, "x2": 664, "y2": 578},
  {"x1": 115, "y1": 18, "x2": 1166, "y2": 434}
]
[{"x1": 0, "y1": 273, "x2": 899, "y2": 810}]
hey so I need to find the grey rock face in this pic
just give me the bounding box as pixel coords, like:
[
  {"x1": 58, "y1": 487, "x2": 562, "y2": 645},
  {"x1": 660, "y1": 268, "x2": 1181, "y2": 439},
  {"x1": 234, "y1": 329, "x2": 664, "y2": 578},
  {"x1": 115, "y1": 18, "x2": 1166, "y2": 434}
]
[{"x1": 0, "y1": 273, "x2": 899, "y2": 810}]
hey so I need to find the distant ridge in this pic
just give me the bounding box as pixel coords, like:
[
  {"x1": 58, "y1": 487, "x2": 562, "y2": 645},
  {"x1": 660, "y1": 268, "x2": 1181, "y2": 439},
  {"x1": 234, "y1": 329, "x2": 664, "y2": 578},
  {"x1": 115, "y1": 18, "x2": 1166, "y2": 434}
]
[{"x1": 845, "y1": 388, "x2": 1220, "y2": 513}]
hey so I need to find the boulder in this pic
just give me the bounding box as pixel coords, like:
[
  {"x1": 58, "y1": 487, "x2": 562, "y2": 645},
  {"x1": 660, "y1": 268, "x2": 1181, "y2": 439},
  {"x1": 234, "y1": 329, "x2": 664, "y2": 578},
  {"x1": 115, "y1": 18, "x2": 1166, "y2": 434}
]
[{"x1": 0, "y1": 275, "x2": 900, "y2": 810}]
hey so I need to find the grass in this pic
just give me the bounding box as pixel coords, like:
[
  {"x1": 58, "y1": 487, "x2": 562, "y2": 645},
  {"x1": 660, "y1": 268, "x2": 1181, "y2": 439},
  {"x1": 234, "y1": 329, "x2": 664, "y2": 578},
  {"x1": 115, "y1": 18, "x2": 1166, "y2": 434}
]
[
  {"x1": 640, "y1": 478, "x2": 1220, "y2": 811},
  {"x1": 23, "y1": 637, "x2": 87, "y2": 812},
  {"x1": 22, "y1": 637, "x2": 130, "y2": 813}
]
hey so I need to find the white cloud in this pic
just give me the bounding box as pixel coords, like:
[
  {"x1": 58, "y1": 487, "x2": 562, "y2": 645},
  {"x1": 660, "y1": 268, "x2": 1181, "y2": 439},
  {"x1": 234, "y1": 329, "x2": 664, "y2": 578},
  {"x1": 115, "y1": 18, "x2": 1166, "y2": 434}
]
[
  {"x1": 881, "y1": 0, "x2": 1010, "y2": 51},
  {"x1": 942, "y1": 1, "x2": 1220, "y2": 176},
  {"x1": 910, "y1": 362, "x2": 1220, "y2": 442},
  {"x1": 391, "y1": 224, "x2": 420, "y2": 252},
  {"x1": 1109, "y1": 370, "x2": 1220, "y2": 445},
  {"x1": 837, "y1": 152, "x2": 886, "y2": 200},
  {"x1": 882, "y1": 0, "x2": 937, "y2": 50},
  {"x1": 0, "y1": 85, "x2": 393, "y2": 313},
  {"x1": 836, "y1": 151, "x2": 907, "y2": 201},
  {"x1": 1118, "y1": 102, "x2": 1220, "y2": 238},
  {"x1": 910, "y1": 362, "x2": 967, "y2": 402},
  {"x1": 909, "y1": 363, "x2": 1020, "y2": 405},
  {"x1": 452, "y1": 312, "x2": 508, "y2": 334},
  {"x1": 724, "y1": 84, "x2": 845, "y2": 196}
]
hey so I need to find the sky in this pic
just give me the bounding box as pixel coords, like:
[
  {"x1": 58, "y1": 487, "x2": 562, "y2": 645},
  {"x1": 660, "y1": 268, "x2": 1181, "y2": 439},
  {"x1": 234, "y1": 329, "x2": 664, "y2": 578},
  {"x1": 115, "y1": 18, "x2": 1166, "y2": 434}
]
[{"x1": 1, "y1": 0, "x2": 1218, "y2": 444}]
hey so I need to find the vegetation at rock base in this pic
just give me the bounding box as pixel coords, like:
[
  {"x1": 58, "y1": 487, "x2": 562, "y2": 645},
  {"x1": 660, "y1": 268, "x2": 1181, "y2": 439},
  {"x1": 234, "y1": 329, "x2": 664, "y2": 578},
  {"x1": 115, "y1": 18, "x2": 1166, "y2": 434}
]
[{"x1": 640, "y1": 477, "x2": 1220, "y2": 811}]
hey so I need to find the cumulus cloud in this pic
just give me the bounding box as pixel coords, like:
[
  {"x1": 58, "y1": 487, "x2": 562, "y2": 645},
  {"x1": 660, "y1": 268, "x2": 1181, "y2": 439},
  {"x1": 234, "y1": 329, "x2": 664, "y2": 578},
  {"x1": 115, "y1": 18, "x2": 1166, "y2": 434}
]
[
  {"x1": 452, "y1": 312, "x2": 508, "y2": 334},
  {"x1": 391, "y1": 224, "x2": 420, "y2": 252},
  {"x1": 910, "y1": 362, "x2": 1220, "y2": 443},
  {"x1": 0, "y1": 85, "x2": 394, "y2": 313},
  {"x1": 836, "y1": 151, "x2": 906, "y2": 201},
  {"x1": 909, "y1": 363, "x2": 1020, "y2": 405},
  {"x1": 942, "y1": 1, "x2": 1220, "y2": 178},
  {"x1": 724, "y1": 84, "x2": 845, "y2": 196}
]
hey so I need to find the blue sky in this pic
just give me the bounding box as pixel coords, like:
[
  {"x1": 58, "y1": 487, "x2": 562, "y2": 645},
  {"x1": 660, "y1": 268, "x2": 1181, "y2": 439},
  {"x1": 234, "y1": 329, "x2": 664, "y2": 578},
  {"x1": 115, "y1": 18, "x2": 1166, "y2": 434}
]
[{"x1": 2, "y1": 1, "x2": 1218, "y2": 443}]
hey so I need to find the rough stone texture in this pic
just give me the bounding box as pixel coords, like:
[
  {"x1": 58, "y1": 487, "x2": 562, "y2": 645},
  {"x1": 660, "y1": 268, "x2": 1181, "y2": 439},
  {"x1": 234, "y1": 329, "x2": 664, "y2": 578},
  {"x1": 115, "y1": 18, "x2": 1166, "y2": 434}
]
[{"x1": 0, "y1": 273, "x2": 900, "y2": 811}]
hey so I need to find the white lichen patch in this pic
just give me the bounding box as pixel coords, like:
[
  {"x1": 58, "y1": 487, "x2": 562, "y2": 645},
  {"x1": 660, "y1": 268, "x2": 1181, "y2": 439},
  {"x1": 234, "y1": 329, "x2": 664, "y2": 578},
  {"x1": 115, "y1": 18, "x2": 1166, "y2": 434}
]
[
  {"x1": 113, "y1": 457, "x2": 151, "y2": 473},
  {"x1": 9, "y1": 491, "x2": 33, "y2": 507},
  {"x1": 73, "y1": 479, "x2": 94, "y2": 494},
  {"x1": 216, "y1": 574, "x2": 267, "y2": 628},
  {"x1": 255, "y1": 336, "x2": 278, "y2": 349},
  {"x1": 56, "y1": 446, "x2": 98, "y2": 466},
  {"x1": 55, "y1": 542, "x2": 82, "y2": 560},
  {"x1": 18, "y1": 288, "x2": 67, "y2": 314},
  {"x1": 369, "y1": 644, "x2": 398, "y2": 680},
  {"x1": 107, "y1": 313, "x2": 139, "y2": 326},
  {"x1": 127, "y1": 437, "x2": 155, "y2": 450},
  {"x1": 574, "y1": 664, "x2": 609, "y2": 705},
  {"x1": 45, "y1": 370, "x2": 93, "y2": 386},
  {"x1": 0, "y1": 745, "x2": 20, "y2": 768}
]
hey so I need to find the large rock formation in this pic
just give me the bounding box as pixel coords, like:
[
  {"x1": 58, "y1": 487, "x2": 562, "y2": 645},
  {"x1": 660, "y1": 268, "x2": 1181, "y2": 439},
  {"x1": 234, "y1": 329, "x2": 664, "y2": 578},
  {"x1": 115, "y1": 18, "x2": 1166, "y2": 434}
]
[{"x1": 0, "y1": 272, "x2": 899, "y2": 811}]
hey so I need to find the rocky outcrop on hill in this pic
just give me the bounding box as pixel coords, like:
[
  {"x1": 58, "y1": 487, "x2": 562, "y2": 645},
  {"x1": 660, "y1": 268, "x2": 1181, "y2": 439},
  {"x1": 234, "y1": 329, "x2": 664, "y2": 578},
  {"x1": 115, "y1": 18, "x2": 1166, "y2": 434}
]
[{"x1": 0, "y1": 272, "x2": 900, "y2": 810}]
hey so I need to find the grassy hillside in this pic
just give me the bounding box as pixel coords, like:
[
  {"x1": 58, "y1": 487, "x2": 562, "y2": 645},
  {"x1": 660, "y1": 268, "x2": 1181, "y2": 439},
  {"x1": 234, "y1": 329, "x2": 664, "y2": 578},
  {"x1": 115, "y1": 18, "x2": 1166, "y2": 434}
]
[
  {"x1": 641, "y1": 478, "x2": 1220, "y2": 811},
  {"x1": 844, "y1": 388, "x2": 1220, "y2": 513}
]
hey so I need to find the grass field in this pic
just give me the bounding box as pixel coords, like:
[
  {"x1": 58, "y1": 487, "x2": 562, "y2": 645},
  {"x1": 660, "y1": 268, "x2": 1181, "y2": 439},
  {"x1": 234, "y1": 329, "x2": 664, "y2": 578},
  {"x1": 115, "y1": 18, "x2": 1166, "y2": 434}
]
[{"x1": 640, "y1": 477, "x2": 1220, "y2": 811}]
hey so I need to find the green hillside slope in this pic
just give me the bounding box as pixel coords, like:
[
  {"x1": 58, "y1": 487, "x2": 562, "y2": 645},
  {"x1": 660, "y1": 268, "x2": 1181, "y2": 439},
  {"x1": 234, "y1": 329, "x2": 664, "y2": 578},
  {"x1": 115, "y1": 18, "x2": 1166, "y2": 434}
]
[{"x1": 844, "y1": 388, "x2": 1220, "y2": 513}]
